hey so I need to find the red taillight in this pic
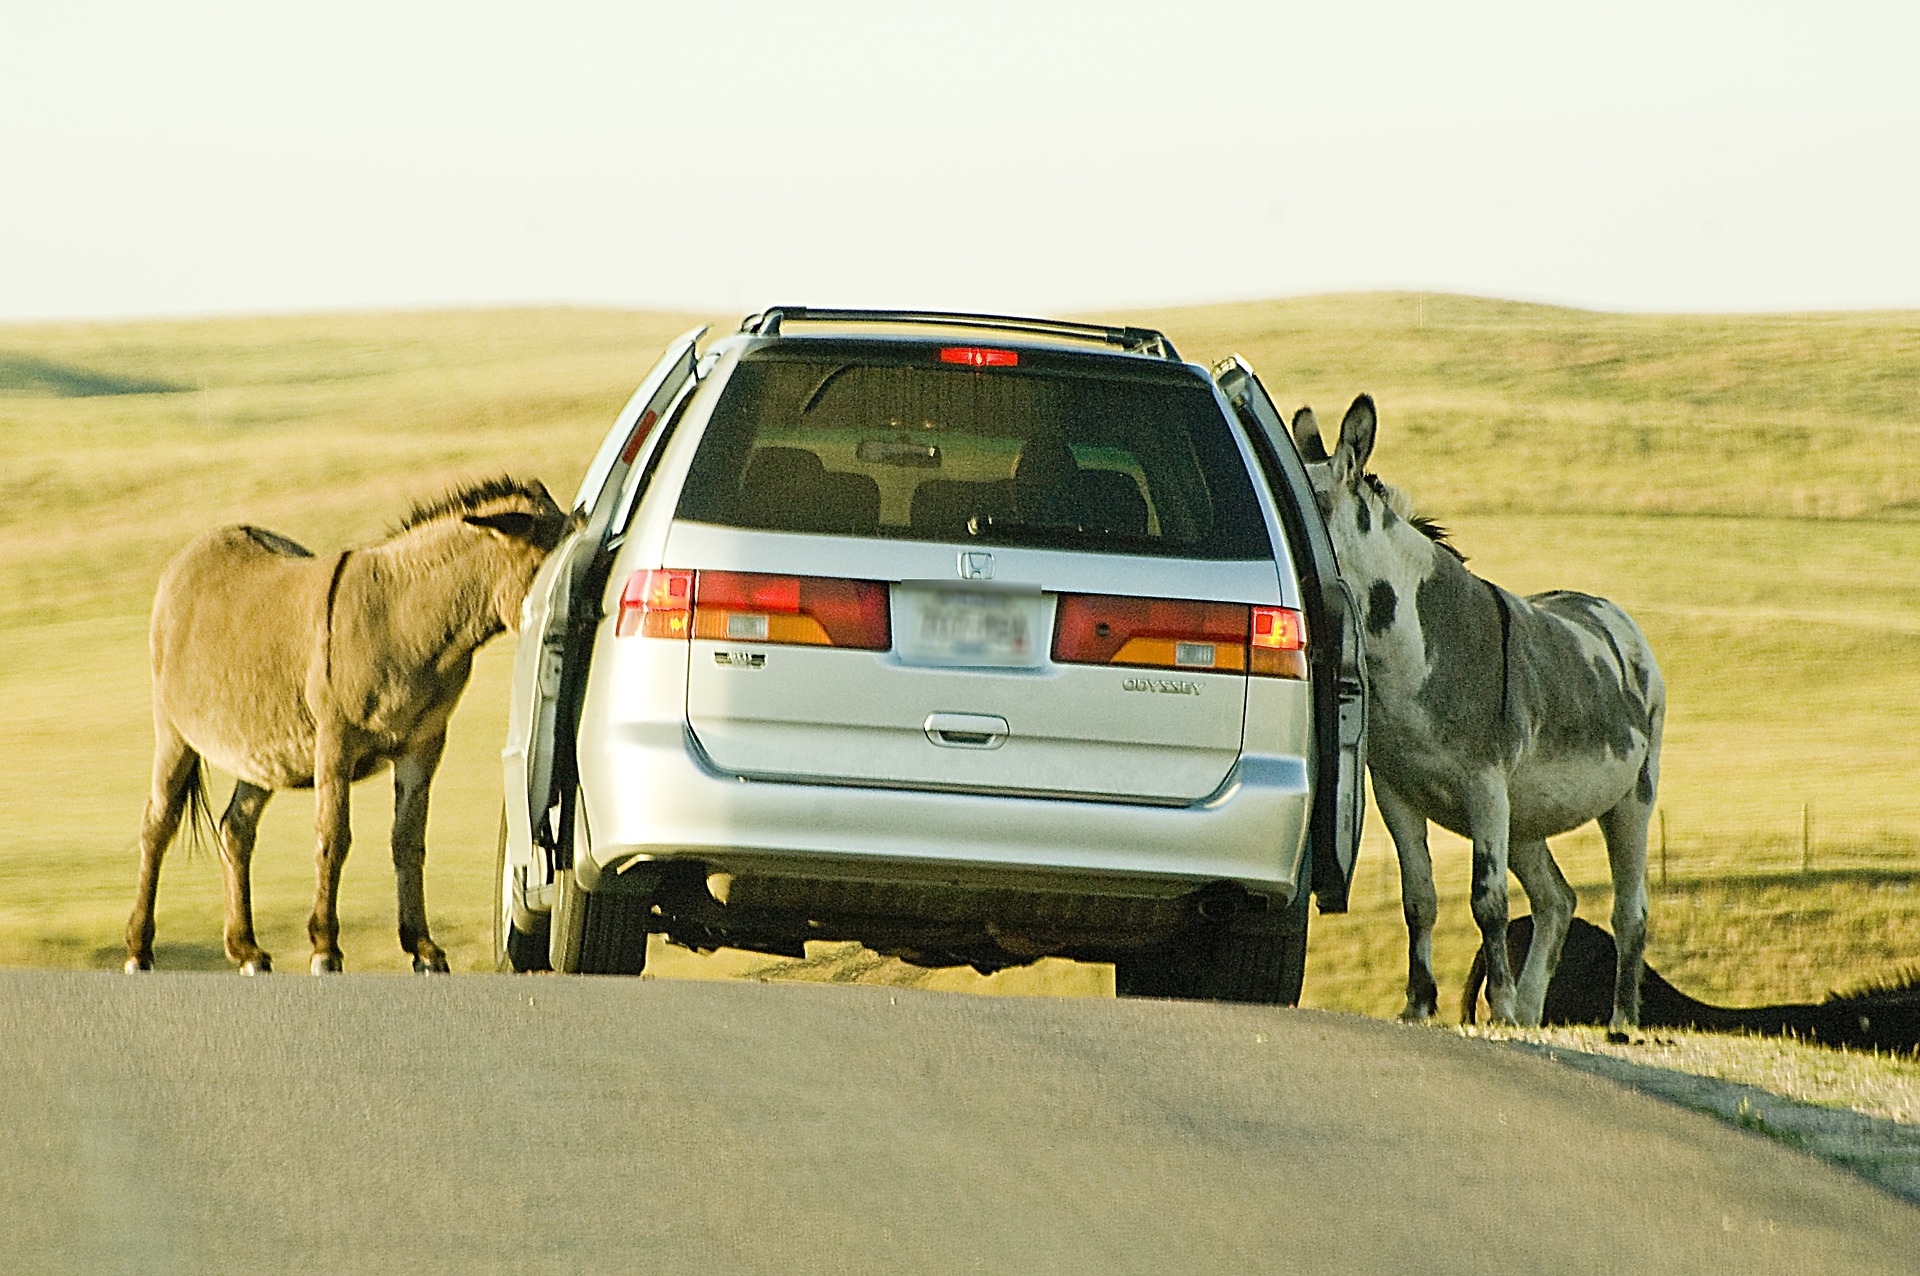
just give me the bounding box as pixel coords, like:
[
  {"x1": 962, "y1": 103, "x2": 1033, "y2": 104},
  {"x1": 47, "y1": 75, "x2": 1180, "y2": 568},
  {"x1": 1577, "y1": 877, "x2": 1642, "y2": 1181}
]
[
  {"x1": 1250, "y1": 605, "x2": 1308, "y2": 679},
  {"x1": 693, "y1": 571, "x2": 890, "y2": 650},
  {"x1": 616, "y1": 568, "x2": 692, "y2": 638},
  {"x1": 1053, "y1": 596, "x2": 1307, "y2": 679},
  {"x1": 1054, "y1": 595, "x2": 1251, "y2": 672},
  {"x1": 697, "y1": 571, "x2": 801, "y2": 616},
  {"x1": 1252, "y1": 606, "x2": 1304, "y2": 650},
  {"x1": 939, "y1": 346, "x2": 1018, "y2": 368}
]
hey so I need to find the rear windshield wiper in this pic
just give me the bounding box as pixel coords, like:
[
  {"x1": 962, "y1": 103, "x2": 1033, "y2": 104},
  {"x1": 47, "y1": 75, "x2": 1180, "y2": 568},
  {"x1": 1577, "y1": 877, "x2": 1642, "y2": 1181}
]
[{"x1": 964, "y1": 515, "x2": 1157, "y2": 550}]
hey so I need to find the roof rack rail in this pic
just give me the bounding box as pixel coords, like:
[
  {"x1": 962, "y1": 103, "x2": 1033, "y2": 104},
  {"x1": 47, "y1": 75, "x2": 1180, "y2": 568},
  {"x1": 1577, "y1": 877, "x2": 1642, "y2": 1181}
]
[{"x1": 739, "y1": 306, "x2": 1181, "y2": 362}]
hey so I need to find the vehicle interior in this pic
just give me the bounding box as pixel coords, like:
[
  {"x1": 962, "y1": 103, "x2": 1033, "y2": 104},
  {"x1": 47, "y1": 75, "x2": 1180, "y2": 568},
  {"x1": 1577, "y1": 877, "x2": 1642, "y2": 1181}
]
[{"x1": 674, "y1": 348, "x2": 1273, "y2": 559}]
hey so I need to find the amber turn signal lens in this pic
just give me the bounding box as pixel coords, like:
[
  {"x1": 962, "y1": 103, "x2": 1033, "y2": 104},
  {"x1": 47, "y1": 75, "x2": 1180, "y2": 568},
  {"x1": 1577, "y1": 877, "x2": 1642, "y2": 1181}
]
[{"x1": 616, "y1": 568, "x2": 693, "y2": 638}]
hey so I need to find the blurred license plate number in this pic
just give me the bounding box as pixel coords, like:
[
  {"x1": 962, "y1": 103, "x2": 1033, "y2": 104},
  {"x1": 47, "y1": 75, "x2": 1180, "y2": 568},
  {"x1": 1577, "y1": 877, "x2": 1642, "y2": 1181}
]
[{"x1": 901, "y1": 592, "x2": 1039, "y2": 667}]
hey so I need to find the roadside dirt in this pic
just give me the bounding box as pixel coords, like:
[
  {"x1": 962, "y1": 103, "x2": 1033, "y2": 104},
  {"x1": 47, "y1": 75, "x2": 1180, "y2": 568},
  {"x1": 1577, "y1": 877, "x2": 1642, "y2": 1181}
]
[{"x1": 1463, "y1": 1024, "x2": 1920, "y2": 1205}]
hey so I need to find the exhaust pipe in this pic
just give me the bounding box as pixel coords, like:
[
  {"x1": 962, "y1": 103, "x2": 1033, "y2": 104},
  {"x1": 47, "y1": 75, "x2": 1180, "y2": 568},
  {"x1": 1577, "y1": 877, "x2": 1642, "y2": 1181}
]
[{"x1": 1194, "y1": 885, "x2": 1242, "y2": 924}]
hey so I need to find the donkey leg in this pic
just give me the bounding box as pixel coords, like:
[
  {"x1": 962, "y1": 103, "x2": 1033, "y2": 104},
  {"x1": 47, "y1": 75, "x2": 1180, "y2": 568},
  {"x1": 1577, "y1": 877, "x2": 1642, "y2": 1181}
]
[
  {"x1": 1465, "y1": 777, "x2": 1518, "y2": 1024},
  {"x1": 217, "y1": 781, "x2": 275, "y2": 973},
  {"x1": 391, "y1": 732, "x2": 450, "y2": 974},
  {"x1": 1597, "y1": 795, "x2": 1653, "y2": 1041},
  {"x1": 307, "y1": 728, "x2": 355, "y2": 974},
  {"x1": 1507, "y1": 838, "x2": 1574, "y2": 1027},
  {"x1": 1373, "y1": 777, "x2": 1441, "y2": 1021},
  {"x1": 125, "y1": 722, "x2": 199, "y2": 972}
]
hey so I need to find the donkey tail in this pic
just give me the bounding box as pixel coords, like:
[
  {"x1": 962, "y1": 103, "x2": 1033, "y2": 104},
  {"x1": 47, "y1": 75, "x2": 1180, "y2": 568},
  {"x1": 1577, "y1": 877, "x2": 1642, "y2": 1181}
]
[
  {"x1": 179, "y1": 757, "x2": 218, "y2": 860},
  {"x1": 1460, "y1": 946, "x2": 1490, "y2": 1024}
]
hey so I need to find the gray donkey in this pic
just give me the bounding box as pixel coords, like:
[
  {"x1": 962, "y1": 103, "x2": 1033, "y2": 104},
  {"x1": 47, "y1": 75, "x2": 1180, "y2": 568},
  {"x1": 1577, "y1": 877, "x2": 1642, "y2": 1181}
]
[
  {"x1": 125, "y1": 477, "x2": 570, "y2": 975},
  {"x1": 1296, "y1": 397, "x2": 1665, "y2": 1036}
]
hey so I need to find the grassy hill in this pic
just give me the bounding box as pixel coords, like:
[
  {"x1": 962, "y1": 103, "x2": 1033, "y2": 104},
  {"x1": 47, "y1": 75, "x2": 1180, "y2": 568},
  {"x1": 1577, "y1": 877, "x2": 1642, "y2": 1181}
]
[{"x1": 3, "y1": 296, "x2": 1915, "y2": 1015}]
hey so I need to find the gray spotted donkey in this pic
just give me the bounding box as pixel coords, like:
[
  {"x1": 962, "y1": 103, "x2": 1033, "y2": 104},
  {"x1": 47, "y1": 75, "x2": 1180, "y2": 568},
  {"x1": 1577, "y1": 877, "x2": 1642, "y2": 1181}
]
[{"x1": 1296, "y1": 396, "x2": 1666, "y2": 1037}]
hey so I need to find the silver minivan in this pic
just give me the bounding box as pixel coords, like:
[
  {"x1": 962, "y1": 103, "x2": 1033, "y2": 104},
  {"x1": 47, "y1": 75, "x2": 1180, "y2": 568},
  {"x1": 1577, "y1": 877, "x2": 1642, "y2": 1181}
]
[{"x1": 498, "y1": 309, "x2": 1366, "y2": 1003}]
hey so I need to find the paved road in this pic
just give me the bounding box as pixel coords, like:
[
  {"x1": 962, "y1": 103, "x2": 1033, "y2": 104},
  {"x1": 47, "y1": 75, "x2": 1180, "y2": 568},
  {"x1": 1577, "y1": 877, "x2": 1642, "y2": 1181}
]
[{"x1": 3, "y1": 970, "x2": 1916, "y2": 1274}]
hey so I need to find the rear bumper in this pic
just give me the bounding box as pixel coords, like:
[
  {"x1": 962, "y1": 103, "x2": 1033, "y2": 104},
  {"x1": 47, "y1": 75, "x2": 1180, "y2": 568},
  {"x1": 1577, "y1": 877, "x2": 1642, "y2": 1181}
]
[{"x1": 573, "y1": 719, "x2": 1311, "y2": 904}]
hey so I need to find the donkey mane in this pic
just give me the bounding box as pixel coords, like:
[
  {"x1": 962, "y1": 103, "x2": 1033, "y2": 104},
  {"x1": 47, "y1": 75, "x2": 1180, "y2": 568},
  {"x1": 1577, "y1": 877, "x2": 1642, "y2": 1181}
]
[
  {"x1": 391, "y1": 475, "x2": 550, "y2": 537},
  {"x1": 1363, "y1": 472, "x2": 1465, "y2": 563}
]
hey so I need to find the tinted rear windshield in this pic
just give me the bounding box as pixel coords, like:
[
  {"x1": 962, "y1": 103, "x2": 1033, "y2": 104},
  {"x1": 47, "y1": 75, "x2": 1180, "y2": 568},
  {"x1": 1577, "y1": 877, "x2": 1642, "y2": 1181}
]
[{"x1": 675, "y1": 342, "x2": 1272, "y2": 559}]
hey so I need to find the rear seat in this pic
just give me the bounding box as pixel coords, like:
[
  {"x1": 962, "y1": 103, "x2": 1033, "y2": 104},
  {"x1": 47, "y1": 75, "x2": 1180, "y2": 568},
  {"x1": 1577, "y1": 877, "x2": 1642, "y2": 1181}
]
[
  {"x1": 1043, "y1": 469, "x2": 1149, "y2": 537},
  {"x1": 819, "y1": 471, "x2": 882, "y2": 533},
  {"x1": 737, "y1": 447, "x2": 881, "y2": 535}
]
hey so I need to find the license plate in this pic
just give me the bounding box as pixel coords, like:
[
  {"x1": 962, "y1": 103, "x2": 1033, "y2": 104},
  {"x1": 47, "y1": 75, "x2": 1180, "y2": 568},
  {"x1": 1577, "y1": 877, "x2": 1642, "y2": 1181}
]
[{"x1": 894, "y1": 589, "x2": 1046, "y2": 668}]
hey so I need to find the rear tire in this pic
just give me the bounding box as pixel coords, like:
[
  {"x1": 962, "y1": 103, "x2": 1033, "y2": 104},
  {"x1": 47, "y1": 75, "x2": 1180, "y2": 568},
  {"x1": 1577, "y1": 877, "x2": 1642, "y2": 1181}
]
[
  {"x1": 1115, "y1": 885, "x2": 1310, "y2": 1006},
  {"x1": 1274, "y1": 913, "x2": 1309, "y2": 1007},
  {"x1": 549, "y1": 868, "x2": 651, "y2": 975},
  {"x1": 547, "y1": 789, "x2": 650, "y2": 976},
  {"x1": 495, "y1": 805, "x2": 551, "y2": 973},
  {"x1": 1113, "y1": 925, "x2": 1293, "y2": 1004}
]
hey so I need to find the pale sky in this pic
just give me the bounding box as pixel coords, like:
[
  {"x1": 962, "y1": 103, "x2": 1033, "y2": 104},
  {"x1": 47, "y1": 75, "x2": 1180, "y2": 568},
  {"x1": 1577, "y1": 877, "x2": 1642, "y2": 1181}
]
[{"x1": 3, "y1": 1, "x2": 1916, "y2": 321}]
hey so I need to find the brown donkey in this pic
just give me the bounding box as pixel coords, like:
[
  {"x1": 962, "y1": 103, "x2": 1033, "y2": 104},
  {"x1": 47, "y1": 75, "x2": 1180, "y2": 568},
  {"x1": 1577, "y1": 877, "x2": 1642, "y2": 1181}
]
[{"x1": 125, "y1": 477, "x2": 570, "y2": 974}]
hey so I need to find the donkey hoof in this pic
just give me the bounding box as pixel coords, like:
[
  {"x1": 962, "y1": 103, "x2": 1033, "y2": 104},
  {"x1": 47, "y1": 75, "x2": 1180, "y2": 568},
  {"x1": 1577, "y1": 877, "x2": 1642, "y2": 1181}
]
[
  {"x1": 309, "y1": 954, "x2": 343, "y2": 975},
  {"x1": 240, "y1": 956, "x2": 272, "y2": 975},
  {"x1": 412, "y1": 956, "x2": 450, "y2": 975},
  {"x1": 1605, "y1": 1029, "x2": 1632, "y2": 1045},
  {"x1": 124, "y1": 957, "x2": 151, "y2": 974}
]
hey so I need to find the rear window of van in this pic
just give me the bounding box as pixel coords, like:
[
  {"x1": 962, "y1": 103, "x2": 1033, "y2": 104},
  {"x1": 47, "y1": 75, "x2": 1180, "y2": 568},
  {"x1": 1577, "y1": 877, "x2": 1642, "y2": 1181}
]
[{"x1": 674, "y1": 343, "x2": 1272, "y2": 560}]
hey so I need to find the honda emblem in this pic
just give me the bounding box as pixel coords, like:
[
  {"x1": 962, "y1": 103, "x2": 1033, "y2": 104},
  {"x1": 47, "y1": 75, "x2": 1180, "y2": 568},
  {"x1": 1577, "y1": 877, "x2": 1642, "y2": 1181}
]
[{"x1": 958, "y1": 551, "x2": 994, "y2": 581}]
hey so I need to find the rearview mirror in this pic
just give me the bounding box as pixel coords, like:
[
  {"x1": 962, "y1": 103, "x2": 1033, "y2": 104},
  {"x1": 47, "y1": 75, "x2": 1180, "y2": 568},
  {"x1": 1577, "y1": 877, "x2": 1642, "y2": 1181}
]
[{"x1": 856, "y1": 440, "x2": 942, "y2": 468}]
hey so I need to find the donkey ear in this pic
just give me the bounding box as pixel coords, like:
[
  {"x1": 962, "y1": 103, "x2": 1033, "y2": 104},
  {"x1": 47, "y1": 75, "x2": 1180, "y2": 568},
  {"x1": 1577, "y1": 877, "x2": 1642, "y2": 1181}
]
[
  {"x1": 1335, "y1": 394, "x2": 1377, "y2": 475},
  {"x1": 465, "y1": 511, "x2": 539, "y2": 541},
  {"x1": 464, "y1": 506, "x2": 568, "y2": 548},
  {"x1": 1291, "y1": 408, "x2": 1329, "y2": 462},
  {"x1": 469, "y1": 509, "x2": 574, "y2": 551}
]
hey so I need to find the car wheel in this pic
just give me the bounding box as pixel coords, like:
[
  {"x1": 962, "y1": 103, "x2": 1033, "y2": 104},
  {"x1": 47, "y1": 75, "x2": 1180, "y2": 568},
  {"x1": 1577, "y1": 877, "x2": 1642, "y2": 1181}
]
[
  {"x1": 548, "y1": 789, "x2": 650, "y2": 977},
  {"x1": 1273, "y1": 913, "x2": 1309, "y2": 1007},
  {"x1": 495, "y1": 805, "x2": 551, "y2": 973},
  {"x1": 1115, "y1": 884, "x2": 1310, "y2": 1006}
]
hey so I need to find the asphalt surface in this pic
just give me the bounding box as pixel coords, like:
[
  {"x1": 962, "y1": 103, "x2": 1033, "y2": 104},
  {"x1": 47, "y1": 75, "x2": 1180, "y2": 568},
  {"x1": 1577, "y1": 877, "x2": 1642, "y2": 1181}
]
[{"x1": 3, "y1": 970, "x2": 1917, "y2": 1275}]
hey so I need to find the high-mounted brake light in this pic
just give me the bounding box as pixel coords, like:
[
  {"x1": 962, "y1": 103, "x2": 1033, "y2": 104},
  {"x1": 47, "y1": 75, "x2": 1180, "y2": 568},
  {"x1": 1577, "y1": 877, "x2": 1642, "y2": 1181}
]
[
  {"x1": 694, "y1": 571, "x2": 890, "y2": 650},
  {"x1": 616, "y1": 568, "x2": 693, "y2": 638},
  {"x1": 939, "y1": 346, "x2": 1018, "y2": 368},
  {"x1": 1053, "y1": 595, "x2": 1308, "y2": 679}
]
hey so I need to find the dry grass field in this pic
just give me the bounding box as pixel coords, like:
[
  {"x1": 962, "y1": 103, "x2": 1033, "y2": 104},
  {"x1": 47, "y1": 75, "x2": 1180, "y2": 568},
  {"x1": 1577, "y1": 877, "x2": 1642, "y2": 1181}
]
[{"x1": 3, "y1": 295, "x2": 1916, "y2": 1029}]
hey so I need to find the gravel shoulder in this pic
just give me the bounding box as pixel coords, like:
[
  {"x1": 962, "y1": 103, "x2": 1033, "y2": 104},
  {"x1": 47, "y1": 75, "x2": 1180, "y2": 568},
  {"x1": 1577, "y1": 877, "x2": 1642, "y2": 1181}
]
[{"x1": 1464, "y1": 1024, "x2": 1920, "y2": 1204}]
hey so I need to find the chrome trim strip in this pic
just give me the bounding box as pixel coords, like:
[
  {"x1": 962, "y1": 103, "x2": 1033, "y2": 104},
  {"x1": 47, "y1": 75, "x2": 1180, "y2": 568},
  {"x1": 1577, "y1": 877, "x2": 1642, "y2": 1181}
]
[{"x1": 680, "y1": 727, "x2": 1305, "y2": 811}]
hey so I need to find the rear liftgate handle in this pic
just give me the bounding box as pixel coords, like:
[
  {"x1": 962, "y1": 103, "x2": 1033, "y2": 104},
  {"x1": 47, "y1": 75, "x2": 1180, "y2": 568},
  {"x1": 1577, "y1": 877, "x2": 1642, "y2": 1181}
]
[{"x1": 923, "y1": 712, "x2": 1010, "y2": 750}]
